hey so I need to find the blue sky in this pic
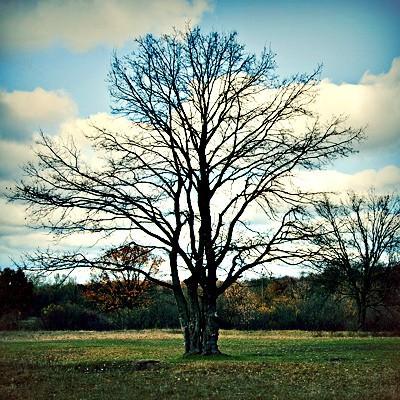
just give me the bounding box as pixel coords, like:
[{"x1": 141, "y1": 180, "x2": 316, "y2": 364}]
[
  {"x1": 205, "y1": 0, "x2": 400, "y2": 82},
  {"x1": 1, "y1": 1, "x2": 399, "y2": 115},
  {"x1": 0, "y1": 0, "x2": 399, "y2": 275}
]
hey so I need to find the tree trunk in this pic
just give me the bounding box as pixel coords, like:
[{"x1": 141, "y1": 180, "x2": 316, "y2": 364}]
[
  {"x1": 358, "y1": 302, "x2": 367, "y2": 331},
  {"x1": 184, "y1": 277, "x2": 203, "y2": 354},
  {"x1": 201, "y1": 299, "x2": 221, "y2": 355},
  {"x1": 182, "y1": 310, "x2": 221, "y2": 355},
  {"x1": 177, "y1": 281, "x2": 221, "y2": 355}
]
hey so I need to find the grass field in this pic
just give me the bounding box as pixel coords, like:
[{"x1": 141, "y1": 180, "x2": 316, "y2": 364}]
[{"x1": 0, "y1": 330, "x2": 399, "y2": 399}]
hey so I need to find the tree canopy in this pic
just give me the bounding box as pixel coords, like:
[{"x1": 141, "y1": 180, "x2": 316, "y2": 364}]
[{"x1": 11, "y1": 28, "x2": 362, "y2": 354}]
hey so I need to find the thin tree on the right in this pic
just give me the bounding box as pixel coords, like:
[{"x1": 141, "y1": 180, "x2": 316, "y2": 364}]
[{"x1": 306, "y1": 191, "x2": 400, "y2": 330}]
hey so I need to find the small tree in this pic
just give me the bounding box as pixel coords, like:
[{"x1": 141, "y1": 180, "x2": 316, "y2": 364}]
[
  {"x1": 0, "y1": 268, "x2": 33, "y2": 328},
  {"x1": 11, "y1": 28, "x2": 362, "y2": 354},
  {"x1": 84, "y1": 245, "x2": 160, "y2": 312},
  {"x1": 218, "y1": 282, "x2": 264, "y2": 329},
  {"x1": 306, "y1": 191, "x2": 400, "y2": 330},
  {"x1": 0, "y1": 268, "x2": 33, "y2": 315}
]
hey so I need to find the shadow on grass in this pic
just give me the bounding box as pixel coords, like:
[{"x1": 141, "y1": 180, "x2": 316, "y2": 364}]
[{"x1": 174, "y1": 352, "x2": 254, "y2": 364}]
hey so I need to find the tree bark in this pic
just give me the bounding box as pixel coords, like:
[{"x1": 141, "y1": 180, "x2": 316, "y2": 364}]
[
  {"x1": 178, "y1": 279, "x2": 221, "y2": 355},
  {"x1": 185, "y1": 277, "x2": 203, "y2": 354},
  {"x1": 358, "y1": 302, "x2": 367, "y2": 331},
  {"x1": 355, "y1": 291, "x2": 367, "y2": 331},
  {"x1": 201, "y1": 296, "x2": 221, "y2": 355},
  {"x1": 182, "y1": 309, "x2": 220, "y2": 355}
]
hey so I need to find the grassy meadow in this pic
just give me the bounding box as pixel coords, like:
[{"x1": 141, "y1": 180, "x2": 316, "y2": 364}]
[{"x1": 0, "y1": 330, "x2": 399, "y2": 399}]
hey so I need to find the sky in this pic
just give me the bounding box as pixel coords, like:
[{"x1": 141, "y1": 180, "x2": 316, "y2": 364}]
[{"x1": 0, "y1": 0, "x2": 399, "y2": 277}]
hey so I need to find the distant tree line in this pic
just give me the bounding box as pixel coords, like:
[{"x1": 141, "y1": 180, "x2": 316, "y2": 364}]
[{"x1": 1, "y1": 266, "x2": 399, "y2": 332}]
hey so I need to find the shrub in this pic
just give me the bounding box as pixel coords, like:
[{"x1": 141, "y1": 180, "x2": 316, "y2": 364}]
[
  {"x1": 0, "y1": 311, "x2": 21, "y2": 330},
  {"x1": 41, "y1": 303, "x2": 111, "y2": 330},
  {"x1": 18, "y1": 317, "x2": 43, "y2": 330}
]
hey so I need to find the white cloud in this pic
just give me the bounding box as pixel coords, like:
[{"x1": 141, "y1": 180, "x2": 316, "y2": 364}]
[
  {"x1": 0, "y1": 111, "x2": 130, "y2": 181},
  {"x1": 0, "y1": 88, "x2": 78, "y2": 181},
  {"x1": 0, "y1": 197, "x2": 43, "y2": 267},
  {"x1": 0, "y1": 88, "x2": 77, "y2": 142},
  {"x1": 0, "y1": 198, "x2": 27, "y2": 229},
  {"x1": 294, "y1": 165, "x2": 400, "y2": 194},
  {"x1": 0, "y1": 193, "x2": 120, "y2": 272},
  {"x1": 0, "y1": 141, "x2": 35, "y2": 180},
  {"x1": 51, "y1": 112, "x2": 135, "y2": 170},
  {"x1": 57, "y1": 112, "x2": 132, "y2": 144},
  {"x1": 0, "y1": 0, "x2": 212, "y2": 52},
  {"x1": 0, "y1": 112, "x2": 136, "y2": 270},
  {"x1": 315, "y1": 57, "x2": 400, "y2": 152}
]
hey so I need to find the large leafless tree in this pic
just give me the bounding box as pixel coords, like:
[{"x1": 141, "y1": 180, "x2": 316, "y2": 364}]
[
  {"x1": 11, "y1": 28, "x2": 362, "y2": 354},
  {"x1": 306, "y1": 191, "x2": 400, "y2": 330}
]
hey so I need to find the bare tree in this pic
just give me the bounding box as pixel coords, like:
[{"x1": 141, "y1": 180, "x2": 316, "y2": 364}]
[
  {"x1": 10, "y1": 28, "x2": 362, "y2": 354},
  {"x1": 306, "y1": 191, "x2": 400, "y2": 330}
]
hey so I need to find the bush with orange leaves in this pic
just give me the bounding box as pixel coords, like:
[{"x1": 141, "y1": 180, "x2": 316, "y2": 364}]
[{"x1": 83, "y1": 246, "x2": 162, "y2": 312}]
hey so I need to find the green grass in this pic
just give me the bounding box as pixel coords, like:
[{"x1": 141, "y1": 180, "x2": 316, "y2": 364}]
[{"x1": 1, "y1": 330, "x2": 399, "y2": 399}]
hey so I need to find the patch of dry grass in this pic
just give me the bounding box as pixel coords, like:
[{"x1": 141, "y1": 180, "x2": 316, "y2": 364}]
[
  {"x1": 1, "y1": 328, "x2": 394, "y2": 342},
  {"x1": 0, "y1": 328, "x2": 182, "y2": 342}
]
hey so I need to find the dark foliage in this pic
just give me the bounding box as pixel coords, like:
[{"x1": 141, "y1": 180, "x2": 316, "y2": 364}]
[
  {"x1": 1, "y1": 270, "x2": 399, "y2": 331},
  {"x1": 41, "y1": 303, "x2": 110, "y2": 330},
  {"x1": 0, "y1": 268, "x2": 33, "y2": 329}
]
